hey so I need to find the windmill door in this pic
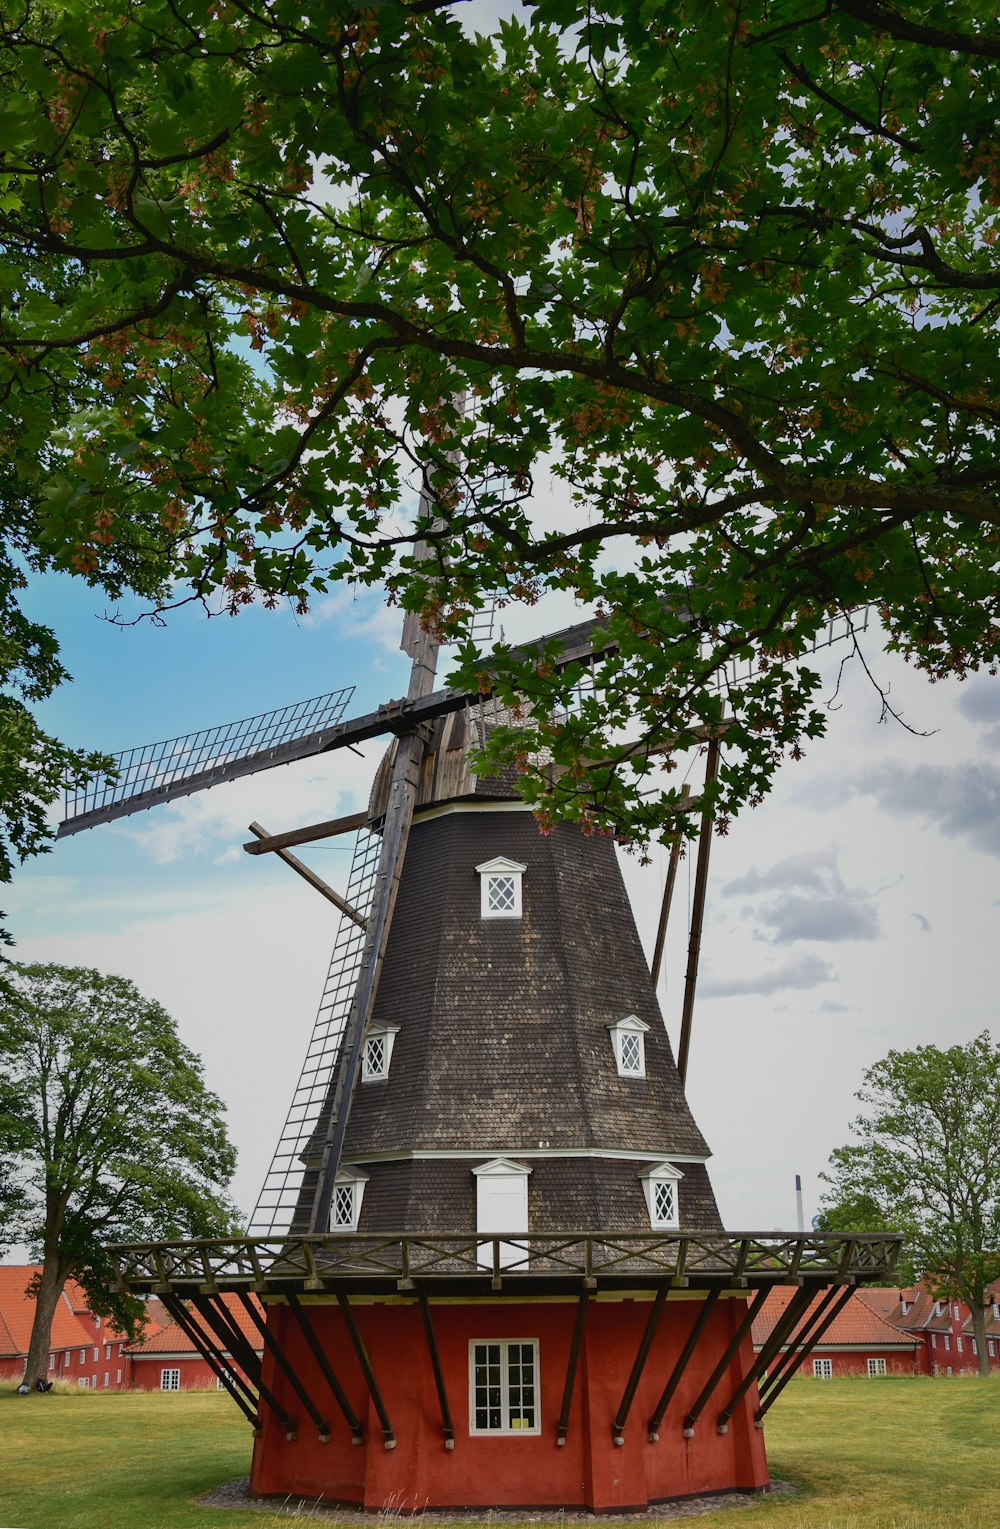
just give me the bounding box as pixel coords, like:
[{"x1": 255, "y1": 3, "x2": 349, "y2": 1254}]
[{"x1": 475, "y1": 1162, "x2": 530, "y2": 1270}]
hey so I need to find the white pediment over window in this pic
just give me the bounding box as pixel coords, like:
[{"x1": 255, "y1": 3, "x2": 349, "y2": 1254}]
[
  {"x1": 476, "y1": 857, "x2": 527, "y2": 918},
  {"x1": 608, "y1": 1013, "x2": 650, "y2": 1078},
  {"x1": 638, "y1": 1161, "x2": 683, "y2": 1230}
]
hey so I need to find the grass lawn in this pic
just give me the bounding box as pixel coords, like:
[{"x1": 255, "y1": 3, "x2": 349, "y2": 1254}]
[{"x1": 0, "y1": 1377, "x2": 997, "y2": 1529}]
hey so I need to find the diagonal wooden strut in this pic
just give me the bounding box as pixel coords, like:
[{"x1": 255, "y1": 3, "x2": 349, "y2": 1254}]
[
  {"x1": 417, "y1": 1289, "x2": 455, "y2": 1448},
  {"x1": 648, "y1": 1286, "x2": 721, "y2": 1439},
  {"x1": 159, "y1": 1293, "x2": 260, "y2": 1428},
  {"x1": 248, "y1": 822, "x2": 367, "y2": 929},
  {"x1": 715, "y1": 1284, "x2": 816, "y2": 1432},
  {"x1": 233, "y1": 1292, "x2": 331, "y2": 1441},
  {"x1": 757, "y1": 1285, "x2": 841, "y2": 1400},
  {"x1": 337, "y1": 1293, "x2": 396, "y2": 1449},
  {"x1": 243, "y1": 811, "x2": 367, "y2": 856},
  {"x1": 611, "y1": 1285, "x2": 668, "y2": 1444},
  {"x1": 284, "y1": 1292, "x2": 364, "y2": 1441},
  {"x1": 755, "y1": 1285, "x2": 856, "y2": 1422},
  {"x1": 681, "y1": 1286, "x2": 770, "y2": 1434}
]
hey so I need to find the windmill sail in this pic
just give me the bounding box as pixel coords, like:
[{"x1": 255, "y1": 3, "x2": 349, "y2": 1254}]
[{"x1": 58, "y1": 688, "x2": 356, "y2": 837}]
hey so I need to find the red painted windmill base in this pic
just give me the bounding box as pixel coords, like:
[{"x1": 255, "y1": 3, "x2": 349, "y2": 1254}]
[{"x1": 249, "y1": 1296, "x2": 768, "y2": 1512}]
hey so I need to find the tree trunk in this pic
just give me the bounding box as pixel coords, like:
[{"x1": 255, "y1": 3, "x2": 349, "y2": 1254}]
[
  {"x1": 22, "y1": 1251, "x2": 67, "y2": 1390},
  {"x1": 968, "y1": 1302, "x2": 991, "y2": 1378}
]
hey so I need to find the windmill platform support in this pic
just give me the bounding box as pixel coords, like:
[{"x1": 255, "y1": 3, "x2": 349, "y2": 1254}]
[{"x1": 248, "y1": 1290, "x2": 767, "y2": 1511}]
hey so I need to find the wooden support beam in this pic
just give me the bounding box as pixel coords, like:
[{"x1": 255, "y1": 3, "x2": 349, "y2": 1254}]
[
  {"x1": 715, "y1": 1284, "x2": 816, "y2": 1433},
  {"x1": 650, "y1": 785, "x2": 691, "y2": 989},
  {"x1": 243, "y1": 811, "x2": 367, "y2": 856},
  {"x1": 556, "y1": 1287, "x2": 590, "y2": 1446},
  {"x1": 757, "y1": 1285, "x2": 841, "y2": 1400},
  {"x1": 611, "y1": 1285, "x2": 668, "y2": 1445},
  {"x1": 677, "y1": 736, "x2": 721, "y2": 1086},
  {"x1": 234, "y1": 1292, "x2": 331, "y2": 1442},
  {"x1": 160, "y1": 1294, "x2": 260, "y2": 1428},
  {"x1": 755, "y1": 1285, "x2": 855, "y2": 1422},
  {"x1": 284, "y1": 1293, "x2": 364, "y2": 1441},
  {"x1": 190, "y1": 1295, "x2": 296, "y2": 1438},
  {"x1": 337, "y1": 1293, "x2": 396, "y2": 1449},
  {"x1": 648, "y1": 1286, "x2": 721, "y2": 1439},
  {"x1": 417, "y1": 1290, "x2": 455, "y2": 1449},
  {"x1": 680, "y1": 1287, "x2": 770, "y2": 1435},
  {"x1": 247, "y1": 822, "x2": 367, "y2": 929}
]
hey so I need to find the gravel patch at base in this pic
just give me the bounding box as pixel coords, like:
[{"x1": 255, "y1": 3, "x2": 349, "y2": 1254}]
[{"x1": 199, "y1": 1477, "x2": 795, "y2": 1522}]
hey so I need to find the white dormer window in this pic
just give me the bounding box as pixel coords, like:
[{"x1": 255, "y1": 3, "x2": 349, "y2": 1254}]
[
  {"x1": 608, "y1": 1014, "x2": 650, "y2": 1078},
  {"x1": 330, "y1": 1167, "x2": 369, "y2": 1233},
  {"x1": 639, "y1": 1162, "x2": 683, "y2": 1229},
  {"x1": 362, "y1": 1024, "x2": 399, "y2": 1082},
  {"x1": 477, "y1": 857, "x2": 526, "y2": 919},
  {"x1": 474, "y1": 1157, "x2": 531, "y2": 1268}
]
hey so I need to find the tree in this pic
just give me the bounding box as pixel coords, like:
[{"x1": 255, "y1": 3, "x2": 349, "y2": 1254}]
[
  {"x1": 819, "y1": 1033, "x2": 1000, "y2": 1378},
  {"x1": 1, "y1": 0, "x2": 999, "y2": 854},
  {"x1": 0, "y1": 962, "x2": 237, "y2": 1388}
]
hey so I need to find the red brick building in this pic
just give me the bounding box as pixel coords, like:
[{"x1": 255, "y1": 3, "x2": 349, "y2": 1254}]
[
  {"x1": 857, "y1": 1285, "x2": 1000, "y2": 1376},
  {"x1": 753, "y1": 1286, "x2": 920, "y2": 1378},
  {"x1": 127, "y1": 1292, "x2": 263, "y2": 1392}
]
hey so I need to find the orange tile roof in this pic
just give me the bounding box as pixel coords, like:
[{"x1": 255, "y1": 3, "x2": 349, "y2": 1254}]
[
  {"x1": 752, "y1": 1286, "x2": 917, "y2": 1350},
  {"x1": 129, "y1": 1292, "x2": 264, "y2": 1356},
  {"x1": 0, "y1": 1266, "x2": 93, "y2": 1355}
]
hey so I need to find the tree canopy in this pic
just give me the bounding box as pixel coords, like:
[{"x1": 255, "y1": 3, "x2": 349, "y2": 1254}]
[
  {"x1": 819, "y1": 1033, "x2": 1000, "y2": 1377},
  {"x1": 1, "y1": 0, "x2": 999, "y2": 858},
  {"x1": 0, "y1": 962, "x2": 237, "y2": 1383}
]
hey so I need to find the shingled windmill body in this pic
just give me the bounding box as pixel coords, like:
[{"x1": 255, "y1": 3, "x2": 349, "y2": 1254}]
[{"x1": 61, "y1": 596, "x2": 898, "y2": 1513}]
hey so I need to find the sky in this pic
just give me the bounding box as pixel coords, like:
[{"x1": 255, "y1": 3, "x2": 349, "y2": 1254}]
[{"x1": 6, "y1": 490, "x2": 999, "y2": 1240}]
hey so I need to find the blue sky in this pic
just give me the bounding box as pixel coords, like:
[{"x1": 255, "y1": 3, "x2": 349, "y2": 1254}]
[{"x1": 8, "y1": 551, "x2": 999, "y2": 1234}]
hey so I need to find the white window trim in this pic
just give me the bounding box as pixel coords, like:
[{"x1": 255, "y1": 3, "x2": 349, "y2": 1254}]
[
  {"x1": 469, "y1": 1338, "x2": 541, "y2": 1436},
  {"x1": 867, "y1": 1357, "x2": 887, "y2": 1377},
  {"x1": 329, "y1": 1166, "x2": 369, "y2": 1233},
  {"x1": 608, "y1": 1014, "x2": 650, "y2": 1079},
  {"x1": 160, "y1": 1368, "x2": 181, "y2": 1392},
  {"x1": 477, "y1": 857, "x2": 526, "y2": 919},
  {"x1": 813, "y1": 1357, "x2": 832, "y2": 1378},
  {"x1": 639, "y1": 1161, "x2": 683, "y2": 1230},
  {"x1": 361, "y1": 1024, "x2": 400, "y2": 1083}
]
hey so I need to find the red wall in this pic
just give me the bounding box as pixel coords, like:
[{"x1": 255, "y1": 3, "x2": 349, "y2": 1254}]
[
  {"x1": 250, "y1": 1293, "x2": 768, "y2": 1511},
  {"x1": 130, "y1": 1355, "x2": 221, "y2": 1391}
]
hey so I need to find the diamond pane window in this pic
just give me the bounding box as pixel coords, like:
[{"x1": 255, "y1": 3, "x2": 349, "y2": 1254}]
[
  {"x1": 477, "y1": 857, "x2": 526, "y2": 918},
  {"x1": 361, "y1": 1024, "x2": 399, "y2": 1083},
  {"x1": 470, "y1": 1339, "x2": 539, "y2": 1434},
  {"x1": 640, "y1": 1161, "x2": 682, "y2": 1229},
  {"x1": 330, "y1": 1168, "x2": 368, "y2": 1232},
  {"x1": 608, "y1": 1014, "x2": 649, "y2": 1078},
  {"x1": 653, "y1": 1180, "x2": 676, "y2": 1224}
]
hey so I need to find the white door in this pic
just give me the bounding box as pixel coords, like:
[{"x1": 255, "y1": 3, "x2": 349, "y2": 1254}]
[{"x1": 477, "y1": 1172, "x2": 529, "y2": 1269}]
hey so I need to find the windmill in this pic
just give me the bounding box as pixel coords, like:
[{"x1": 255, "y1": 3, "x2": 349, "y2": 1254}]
[{"x1": 63, "y1": 581, "x2": 895, "y2": 1511}]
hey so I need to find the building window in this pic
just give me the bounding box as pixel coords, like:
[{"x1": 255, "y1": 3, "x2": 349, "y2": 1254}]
[
  {"x1": 48, "y1": 1354, "x2": 54, "y2": 1372},
  {"x1": 79, "y1": 1349, "x2": 86, "y2": 1364},
  {"x1": 116, "y1": 1369, "x2": 122, "y2": 1383},
  {"x1": 474, "y1": 1158, "x2": 531, "y2": 1269},
  {"x1": 470, "y1": 1340, "x2": 540, "y2": 1434},
  {"x1": 216, "y1": 1369, "x2": 234, "y2": 1391},
  {"x1": 812, "y1": 1358, "x2": 832, "y2": 1379},
  {"x1": 954, "y1": 1304, "x2": 961, "y2": 1321},
  {"x1": 118, "y1": 1342, "x2": 124, "y2": 1356},
  {"x1": 934, "y1": 1300, "x2": 946, "y2": 1316},
  {"x1": 639, "y1": 1162, "x2": 683, "y2": 1230},
  {"x1": 103, "y1": 1373, "x2": 109, "y2": 1388},
  {"x1": 477, "y1": 857, "x2": 526, "y2": 919},
  {"x1": 867, "y1": 1358, "x2": 887, "y2": 1377},
  {"x1": 77, "y1": 1377, "x2": 89, "y2": 1388},
  {"x1": 361, "y1": 1025, "x2": 399, "y2": 1083},
  {"x1": 608, "y1": 1014, "x2": 650, "y2": 1079},
  {"x1": 160, "y1": 1369, "x2": 181, "y2": 1392},
  {"x1": 989, "y1": 1341, "x2": 995, "y2": 1357},
  {"x1": 931, "y1": 1334, "x2": 937, "y2": 1348},
  {"x1": 900, "y1": 1299, "x2": 910, "y2": 1316},
  {"x1": 972, "y1": 1340, "x2": 978, "y2": 1355},
  {"x1": 957, "y1": 1336, "x2": 964, "y2": 1354},
  {"x1": 992, "y1": 1303, "x2": 999, "y2": 1322},
  {"x1": 93, "y1": 1347, "x2": 99, "y2": 1361},
  {"x1": 944, "y1": 1335, "x2": 951, "y2": 1352},
  {"x1": 105, "y1": 1343, "x2": 111, "y2": 1360},
  {"x1": 329, "y1": 1168, "x2": 368, "y2": 1232}
]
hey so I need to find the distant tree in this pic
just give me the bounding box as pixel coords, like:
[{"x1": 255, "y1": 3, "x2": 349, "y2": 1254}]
[
  {"x1": 0, "y1": 963, "x2": 237, "y2": 1389},
  {"x1": 819, "y1": 1034, "x2": 1000, "y2": 1377},
  {"x1": 1, "y1": 1, "x2": 1000, "y2": 861}
]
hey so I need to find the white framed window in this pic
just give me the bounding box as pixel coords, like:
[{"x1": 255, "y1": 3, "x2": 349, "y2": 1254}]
[
  {"x1": 103, "y1": 1373, "x2": 109, "y2": 1388},
  {"x1": 477, "y1": 857, "x2": 526, "y2": 919},
  {"x1": 957, "y1": 1336, "x2": 964, "y2": 1353},
  {"x1": 934, "y1": 1300, "x2": 946, "y2": 1316},
  {"x1": 329, "y1": 1167, "x2": 369, "y2": 1233},
  {"x1": 48, "y1": 1354, "x2": 54, "y2": 1371},
  {"x1": 608, "y1": 1014, "x2": 650, "y2": 1078},
  {"x1": 899, "y1": 1299, "x2": 910, "y2": 1316},
  {"x1": 469, "y1": 1339, "x2": 540, "y2": 1434},
  {"x1": 361, "y1": 1024, "x2": 399, "y2": 1083},
  {"x1": 639, "y1": 1162, "x2": 683, "y2": 1230},
  {"x1": 93, "y1": 1347, "x2": 99, "y2": 1361},
  {"x1": 118, "y1": 1342, "x2": 124, "y2": 1356},
  {"x1": 216, "y1": 1368, "x2": 234, "y2": 1390},
  {"x1": 954, "y1": 1304, "x2": 961, "y2": 1321},
  {"x1": 160, "y1": 1368, "x2": 181, "y2": 1392},
  {"x1": 989, "y1": 1341, "x2": 995, "y2": 1357},
  {"x1": 77, "y1": 1377, "x2": 89, "y2": 1388},
  {"x1": 813, "y1": 1358, "x2": 832, "y2": 1379},
  {"x1": 474, "y1": 1158, "x2": 531, "y2": 1269},
  {"x1": 867, "y1": 1358, "x2": 887, "y2": 1377},
  {"x1": 116, "y1": 1368, "x2": 122, "y2": 1383},
  {"x1": 79, "y1": 1349, "x2": 86, "y2": 1364},
  {"x1": 105, "y1": 1343, "x2": 111, "y2": 1360},
  {"x1": 944, "y1": 1335, "x2": 951, "y2": 1352},
  {"x1": 992, "y1": 1302, "x2": 999, "y2": 1322},
  {"x1": 931, "y1": 1334, "x2": 937, "y2": 1348}
]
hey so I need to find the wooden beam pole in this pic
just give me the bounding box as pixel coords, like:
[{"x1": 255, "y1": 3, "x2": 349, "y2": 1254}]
[
  {"x1": 243, "y1": 811, "x2": 367, "y2": 856},
  {"x1": 556, "y1": 1287, "x2": 590, "y2": 1446},
  {"x1": 247, "y1": 822, "x2": 367, "y2": 929},
  {"x1": 754, "y1": 1285, "x2": 855, "y2": 1422},
  {"x1": 648, "y1": 1287, "x2": 721, "y2": 1438},
  {"x1": 650, "y1": 785, "x2": 691, "y2": 989},
  {"x1": 677, "y1": 737, "x2": 722, "y2": 1087},
  {"x1": 611, "y1": 1285, "x2": 668, "y2": 1444},
  {"x1": 284, "y1": 1293, "x2": 364, "y2": 1440},
  {"x1": 680, "y1": 1286, "x2": 770, "y2": 1434},
  {"x1": 417, "y1": 1289, "x2": 455, "y2": 1448}
]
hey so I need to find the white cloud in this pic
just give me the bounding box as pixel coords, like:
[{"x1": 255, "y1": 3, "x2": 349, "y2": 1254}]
[{"x1": 700, "y1": 951, "x2": 836, "y2": 998}]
